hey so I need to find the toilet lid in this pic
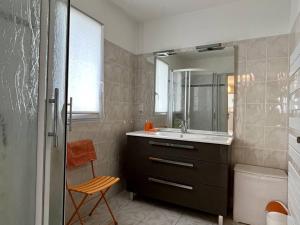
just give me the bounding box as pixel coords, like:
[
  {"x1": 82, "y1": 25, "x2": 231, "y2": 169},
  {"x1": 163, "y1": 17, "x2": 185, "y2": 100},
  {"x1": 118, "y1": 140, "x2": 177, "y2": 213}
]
[{"x1": 234, "y1": 164, "x2": 287, "y2": 179}]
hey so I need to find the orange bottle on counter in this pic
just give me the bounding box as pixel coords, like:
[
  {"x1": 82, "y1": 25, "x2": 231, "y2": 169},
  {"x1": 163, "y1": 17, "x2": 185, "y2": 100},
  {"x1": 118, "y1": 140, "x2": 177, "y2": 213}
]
[
  {"x1": 144, "y1": 120, "x2": 154, "y2": 131},
  {"x1": 144, "y1": 120, "x2": 150, "y2": 131},
  {"x1": 149, "y1": 120, "x2": 153, "y2": 129}
]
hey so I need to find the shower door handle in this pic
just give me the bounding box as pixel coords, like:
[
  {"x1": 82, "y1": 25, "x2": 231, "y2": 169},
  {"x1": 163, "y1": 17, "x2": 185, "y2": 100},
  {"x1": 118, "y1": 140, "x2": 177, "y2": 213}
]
[
  {"x1": 48, "y1": 88, "x2": 59, "y2": 148},
  {"x1": 67, "y1": 97, "x2": 73, "y2": 131}
]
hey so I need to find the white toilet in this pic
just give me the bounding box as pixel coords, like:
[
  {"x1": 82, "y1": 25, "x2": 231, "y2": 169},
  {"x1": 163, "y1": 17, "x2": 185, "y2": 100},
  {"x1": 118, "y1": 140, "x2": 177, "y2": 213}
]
[{"x1": 233, "y1": 164, "x2": 287, "y2": 225}]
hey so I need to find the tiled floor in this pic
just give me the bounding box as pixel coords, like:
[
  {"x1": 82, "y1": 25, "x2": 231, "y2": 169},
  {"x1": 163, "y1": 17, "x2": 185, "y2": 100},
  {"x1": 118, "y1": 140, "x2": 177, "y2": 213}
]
[{"x1": 81, "y1": 191, "x2": 237, "y2": 225}]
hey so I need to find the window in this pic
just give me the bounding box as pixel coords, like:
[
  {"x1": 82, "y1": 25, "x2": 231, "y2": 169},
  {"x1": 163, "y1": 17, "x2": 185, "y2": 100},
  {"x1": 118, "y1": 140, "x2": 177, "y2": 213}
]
[
  {"x1": 155, "y1": 59, "x2": 169, "y2": 113},
  {"x1": 68, "y1": 7, "x2": 104, "y2": 120}
]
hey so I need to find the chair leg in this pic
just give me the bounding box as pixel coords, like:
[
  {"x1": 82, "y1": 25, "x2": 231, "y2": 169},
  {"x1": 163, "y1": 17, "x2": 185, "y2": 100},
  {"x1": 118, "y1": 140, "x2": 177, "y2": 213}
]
[
  {"x1": 67, "y1": 191, "x2": 88, "y2": 225},
  {"x1": 101, "y1": 191, "x2": 118, "y2": 225},
  {"x1": 88, "y1": 188, "x2": 110, "y2": 217}
]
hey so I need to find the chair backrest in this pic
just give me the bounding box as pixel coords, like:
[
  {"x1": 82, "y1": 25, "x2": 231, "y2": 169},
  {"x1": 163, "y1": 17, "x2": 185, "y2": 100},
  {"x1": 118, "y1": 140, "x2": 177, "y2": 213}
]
[{"x1": 67, "y1": 139, "x2": 97, "y2": 168}]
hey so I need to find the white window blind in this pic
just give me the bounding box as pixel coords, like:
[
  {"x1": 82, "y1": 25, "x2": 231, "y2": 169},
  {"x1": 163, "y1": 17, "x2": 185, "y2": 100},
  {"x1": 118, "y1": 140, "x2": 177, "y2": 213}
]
[
  {"x1": 155, "y1": 59, "x2": 169, "y2": 113},
  {"x1": 68, "y1": 7, "x2": 103, "y2": 119}
]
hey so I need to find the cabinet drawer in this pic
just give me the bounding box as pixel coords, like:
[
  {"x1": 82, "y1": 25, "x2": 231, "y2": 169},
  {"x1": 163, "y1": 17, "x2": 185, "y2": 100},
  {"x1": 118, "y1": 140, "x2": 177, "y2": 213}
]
[
  {"x1": 143, "y1": 155, "x2": 228, "y2": 188},
  {"x1": 127, "y1": 136, "x2": 229, "y2": 164},
  {"x1": 133, "y1": 176, "x2": 227, "y2": 215}
]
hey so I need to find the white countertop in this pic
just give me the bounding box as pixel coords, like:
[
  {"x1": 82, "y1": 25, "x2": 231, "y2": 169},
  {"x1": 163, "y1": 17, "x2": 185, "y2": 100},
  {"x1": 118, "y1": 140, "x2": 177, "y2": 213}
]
[{"x1": 126, "y1": 130, "x2": 233, "y2": 145}]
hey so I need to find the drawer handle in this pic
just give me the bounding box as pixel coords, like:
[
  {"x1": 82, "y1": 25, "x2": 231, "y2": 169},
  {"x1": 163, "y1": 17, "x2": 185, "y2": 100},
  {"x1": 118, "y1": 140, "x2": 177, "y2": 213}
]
[
  {"x1": 149, "y1": 141, "x2": 194, "y2": 150},
  {"x1": 149, "y1": 157, "x2": 194, "y2": 168},
  {"x1": 148, "y1": 177, "x2": 193, "y2": 190}
]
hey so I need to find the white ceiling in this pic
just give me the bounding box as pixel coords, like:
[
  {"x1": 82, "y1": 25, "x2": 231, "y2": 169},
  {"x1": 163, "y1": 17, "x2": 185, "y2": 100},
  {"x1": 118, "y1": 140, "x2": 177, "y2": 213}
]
[{"x1": 109, "y1": 0, "x2": 241, "y2": 22}]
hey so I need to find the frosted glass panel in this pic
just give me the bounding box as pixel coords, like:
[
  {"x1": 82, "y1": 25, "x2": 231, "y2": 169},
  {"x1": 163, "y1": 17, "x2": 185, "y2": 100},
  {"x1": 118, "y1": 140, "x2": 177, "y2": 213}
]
[
  {"x1": 0, "y1": 0, "x2": 40, "y2": 224},
  {"x1": 155, "y1": 59, "x2": 169, "y2": 113},
  {"x1": 69, "y1": 7, "x2": 103, "y2": 113}
]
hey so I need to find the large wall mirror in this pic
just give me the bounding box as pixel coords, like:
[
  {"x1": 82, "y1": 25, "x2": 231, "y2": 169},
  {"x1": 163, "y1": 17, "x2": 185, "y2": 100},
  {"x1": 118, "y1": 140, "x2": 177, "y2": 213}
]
[{"x1": 154, "y1": 44, "x2": 235, "y2": 134}]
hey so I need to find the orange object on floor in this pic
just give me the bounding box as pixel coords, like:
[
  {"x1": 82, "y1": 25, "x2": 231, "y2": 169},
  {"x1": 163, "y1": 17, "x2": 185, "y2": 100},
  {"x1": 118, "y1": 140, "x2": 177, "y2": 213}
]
[
  {"x1": 66, "y1": 139, "x2": 120, "y2": 225},
  {"x1": 265, "y1": 201, "x2": 288, "y2": 215}
]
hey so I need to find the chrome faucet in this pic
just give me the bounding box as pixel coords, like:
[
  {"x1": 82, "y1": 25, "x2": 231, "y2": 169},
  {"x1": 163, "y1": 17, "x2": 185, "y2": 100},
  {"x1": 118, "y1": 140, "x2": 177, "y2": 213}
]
[{"x1": 179, "y1": 120, "x2": 188, "y2": 133}]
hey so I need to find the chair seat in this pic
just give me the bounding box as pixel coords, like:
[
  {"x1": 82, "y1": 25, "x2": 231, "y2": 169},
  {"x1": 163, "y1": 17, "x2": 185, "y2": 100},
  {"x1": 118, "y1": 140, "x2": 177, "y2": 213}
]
[{"x1": 68, "y1": 176, "x2": 120, "y2": 195}]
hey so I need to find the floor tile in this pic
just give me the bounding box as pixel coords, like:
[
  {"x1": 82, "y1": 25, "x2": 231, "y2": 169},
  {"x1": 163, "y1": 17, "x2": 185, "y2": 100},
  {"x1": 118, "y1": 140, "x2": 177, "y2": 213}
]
[
  {"x1": 83, "y1": 191, "x2": 236, "y2": 225},
  {"x1": 140, "y1": 207, "x2": 182, "y2": 225}
]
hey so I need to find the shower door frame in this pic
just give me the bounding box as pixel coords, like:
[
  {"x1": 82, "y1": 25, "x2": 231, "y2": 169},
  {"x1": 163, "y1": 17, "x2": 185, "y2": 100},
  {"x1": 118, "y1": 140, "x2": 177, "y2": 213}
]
[
  {"x1": 35, "y1": 0, "x2": 70, "y2": 224},
  {"x1": 168, "y1": 69, "x2": 190, "y2": 128},
  {"x1": 35, "y1": 0, "x2": 50, "y2": 224}
]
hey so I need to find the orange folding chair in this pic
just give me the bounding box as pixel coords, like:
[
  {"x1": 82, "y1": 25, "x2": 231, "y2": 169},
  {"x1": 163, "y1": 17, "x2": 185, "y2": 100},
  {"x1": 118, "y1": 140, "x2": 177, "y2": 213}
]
[{"x1": 66, "y1": 139, "x2": 120, "y2": 225}]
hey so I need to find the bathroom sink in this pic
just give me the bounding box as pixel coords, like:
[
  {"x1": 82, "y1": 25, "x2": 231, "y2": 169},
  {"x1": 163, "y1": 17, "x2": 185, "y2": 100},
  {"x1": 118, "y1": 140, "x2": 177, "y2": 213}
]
[
  {"x1": 154, "y1": 131, "x2": 186, "y2": 138},
  {"x1": 126, "y1": 130, "x2": 233, "y2": 145},
  {"x1": 156, "y1": 131, "x2": 230, "y2": 141},
  {"x1": 155, "y1": 131, "x2": 206, "y2": 139}
]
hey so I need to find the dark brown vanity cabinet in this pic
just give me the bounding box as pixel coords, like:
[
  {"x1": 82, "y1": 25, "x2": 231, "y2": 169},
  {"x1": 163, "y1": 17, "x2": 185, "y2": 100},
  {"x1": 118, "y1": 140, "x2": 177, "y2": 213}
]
[{"x1": 124, "y1": 136, "x2": 231, "y2": 216}]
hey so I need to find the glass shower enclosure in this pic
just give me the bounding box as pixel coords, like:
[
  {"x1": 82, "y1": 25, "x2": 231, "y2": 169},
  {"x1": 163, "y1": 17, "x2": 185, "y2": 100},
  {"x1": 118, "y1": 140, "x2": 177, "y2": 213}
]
[
  {"x1": 0, "y1": 1, "x2": 41, "y2": 224},
  {"x1": 169, "y1": 69, "x2": 229, "y2": 132}
]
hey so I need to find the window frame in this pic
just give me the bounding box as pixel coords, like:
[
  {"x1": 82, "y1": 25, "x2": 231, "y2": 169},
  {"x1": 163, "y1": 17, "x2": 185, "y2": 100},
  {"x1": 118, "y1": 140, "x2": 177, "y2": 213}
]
[
  {"x1": 154, "y1": 57, "x2": 170, "y2": 115},
  {"x1": 68, "y1": 6, "x2": 104, "y2": 121}
]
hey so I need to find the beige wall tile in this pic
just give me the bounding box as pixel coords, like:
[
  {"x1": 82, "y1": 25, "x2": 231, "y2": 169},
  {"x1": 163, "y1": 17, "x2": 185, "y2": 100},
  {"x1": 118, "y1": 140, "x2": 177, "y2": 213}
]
[
  {"x1": 233, "y1": 105, "x2": 245, "y2": 147},
  {"x1": 267, "y1": 35, "x2": 289, "y2": 58},
  {"x1": 231, "y1": 147, "x2": 245, "y2": 165},
  {"x1": 245, "y1": 103, "x2": 265, "y2": 126},
  {"x1": 247, "y1": 38, "x2": 267, "y2": 60},
  {"x1": 240, "y1": 147, "x2": 265, "y2": 167},
  {"x1": 264, "y1": 127, "x2": 288, "y2": 150},
  {"x1": 264, "y1": 150, "x2": 288, "y2": 170},
  {"x1": 237, "y1": 41, "x2": 248, "y2": 62},
  {"x1": 246, "y1": 59, "x2": 267, "y2": 83},
  {"x1": 264, "y1": 103, "x2": 288, "y2": 127},
  {"x1": 246, "y1": 83, "x2": 265, "y2": 104},
  {"x1": 266, "y1": 80, "x2": 288, "y2": 104},
  {"x1": 243, "y1": 125, "x2": 265, "y2": 148},
  {"x1": 267, "y1": 57, "x2": 288, "y2": 81},
  {"x1": 233, "y1": 35, "x2": 289, "y2": 170},
  {"x1": 235, "y1": 83, "x2": 246, "y2": 105},
  {"x1": 237, "y1": 60, "x2": 246, "y2": 76}
]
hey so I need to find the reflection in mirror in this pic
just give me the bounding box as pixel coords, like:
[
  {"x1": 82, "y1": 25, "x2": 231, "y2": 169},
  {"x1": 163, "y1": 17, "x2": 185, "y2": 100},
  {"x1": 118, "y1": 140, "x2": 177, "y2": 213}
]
[{"x1": 154, "y1": 45, "x2": 235, "y2": 134}]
